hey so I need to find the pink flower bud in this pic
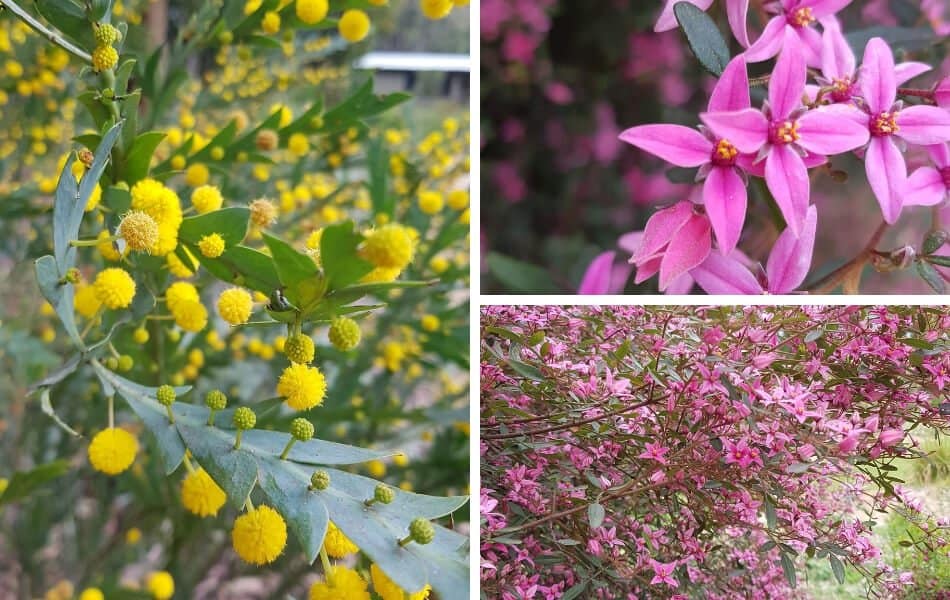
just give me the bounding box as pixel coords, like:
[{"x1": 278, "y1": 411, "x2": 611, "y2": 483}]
[
  {"x1": 838, "y1": 433, "x2": 859, "y2": 454},
  {"x1": 878, "y1": 429, "x2": 904, "y2": 447}
]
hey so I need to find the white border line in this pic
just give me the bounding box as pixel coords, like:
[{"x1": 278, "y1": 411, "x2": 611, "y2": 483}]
[{"x1": 468, "y1": 0, "x2": 481, "y2": 597}]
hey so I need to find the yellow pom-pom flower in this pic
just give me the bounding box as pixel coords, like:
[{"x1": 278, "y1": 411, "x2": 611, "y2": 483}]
[
  {"x1": 118, "y1": 210, "x2": 159, "y2": 253},
  {"x1": 91, "y1": 44, "x2": 118, "y2": 72},
  {"x1": 85, "y1": 184, "x2": 102, "y2": 212},
  {"x1": 97, "y1": 229, "x2": 121, "y2": 261},
  {"x1": 198, "y1": 233, "x2": 226, "y2": 258},
  {"x1": 166, "y1": 249, "x2": 197, "y2": 277},
  {"x1": 88, "y1": 428, "x2": 138, "y2": 475},
  {"x1": 93, "y1": 268, "x2": 136, "y2": 309},
  {"x1": 417, "y1": 190, "x2": 444, "y2": 214},
  {"x1": 191, "y1": 185, "x2": 223, "y2": 214},
  {"x1": 185, "y1": 163, "x2": 210, "y2": 187},
  {"x1": 181, "y1": 467, "x2": 227, "y2": 517},
  {"x1": 338, "y1": 9, "x2": 370, "y2": 43},
  {"x1": 249, "y1": 198, "x2": 277, "y2": 227},
  {"x1": 171, "y1": 300, "x2": 208, "y2": 333},
  {"x1": 74, "y1": 284, "x2": 103, "y2": 318},
  {"x1": 371, "y1": 563, "x2": 432, "y2": 600},
  {"x1": 447, "y1": 189, "x2": 468, "y2": 210},
  {"x1": 296, "y1": 0, "x2": 329, "y2": 24},
  {"x1": 145, "y1": 571, "x2": 174, "y2": 600},
  {"x1": 217, "y1": 287, "x2": 253, "y2": 325},
  {"x1": 78, "y1": 588, "x2": 105, "y2": 600},
  {"x1": 360, "y1": 224, "x2": 414, "y2": 270},
  {"x1": 261, "y1": 10, "x2": 281, "y2": 34},
  {"x1": 166, "y1": 281, "x2": 199, "y2": 313},
  {"x1": 277, "y1": 363, "x2": 327, "y2": 410},
  {"x1": 309, "y1": 566, "x2": 370, "y2": 600},
  {"x1": 323, "y1": 521, "x2": 359, "y2": 558},
  {"x1": 232, "y1": 505, "x2": 287, "y2": 565},
  {"x1": 420, "y1": 0, "x2": 453, "y2": 19}
]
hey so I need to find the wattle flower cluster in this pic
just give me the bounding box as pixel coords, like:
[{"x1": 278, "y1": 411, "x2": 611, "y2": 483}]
[
  {"x1": 582, "y1": 1, "x2": 950, "y2": 294},
  {"x1": 480, "y1": 305, "x2": 950, "y2": 598}
]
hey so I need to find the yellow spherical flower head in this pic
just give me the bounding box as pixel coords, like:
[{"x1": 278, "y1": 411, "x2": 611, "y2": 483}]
[
  {"x1": 328, "y1": 316, "x2": 361, "y2": 351},
  {"x1": 277, "y1": 363, "x2": 326, "y2": 410},
  {"x1": 93, "y1": 268, "x2": 136, "y2": 310},
  {"x1": 420, "y1": 314, "x2": 440, "y2": 332},
  {"x1": 145, "y1": 571, "x2": 174, "y2": 600},
  {"x1": 166, "y1": 248, "x2": 198, "y2": 278},
  {"x1": 85, "y1": 184, "x2": 102, "y2": 212},
  {"x1": 232, "y1": 505, "x2": 287, "y2": 565},
  {"x1": 166, "y1": 281, "x2": 200, "y2": 313},
  {"x1": 118, "y1": 210, "x2": 159, "y2": 253},
  {"x1": 417, "y1": 189, "x2": 443, "y2": 215},
  {"x1": 338, "y1": 9, "x2": 370, "y2": 43},
  {"x1": 284, "y1": 333, "x2": 315, "y2": 364},
  {"x1": 249, "y1": 198, "x2": 277, "y2": 227},
  {"x1": 74, "y1": 283, "x2": 103, "y2": 318},
  {"x1": 360, "y1": 224, "x2": 414, "y2": 270},
  {"x1": 191, "y1": 185, "x2": 223, "y2": 214},
  {"x1": 217, "y1": 287, "x2": 253, "y2": 325},
  {"x1": 323, "y1": 521, "x2": 359, "y2": 558},
  {"x1": 296, "y1": 0, "x2": 328, "y2": 24},
  {"x1": 78, "y1": 588, "x2": 105, "y2": 600},
  {"x1": 288, "y1": 132, "x2": 310, "y2": 157},
  {"x1": 309, "y1": 566, "x2": 370, "y2": 600},
  {"x1": 261, "y1": 10, "x2": 280, "y2": 34},
  {"x1": 181, "y1": 467, "x2": 227, "y2": 517},
  {"x1": 130, "y1": 179, "x2": 182, "y2": 255},
  {"x1": 172, "y1": 299, "x2": 208, "y2": 333},
  {"x1": 96, "y1": 229, "x2": 121, "y2": 261},
  {"x1": 447, "y1": 189, "x2": 468, "y2": 210},
  {"x1": 88, "y1": 428, "x2": 138, "y2": 475},
  {"x1": 371, "y1": 563, "x2": 431, "y2": 600},
  {"x1": 362, "y1": 266, "x2": 402, "y2": 284},
  {"x1": 198, "y1": 232, "x2": 226, "y2": 258},
  {"x1": 91, "y1": 44, "x2": 118, "y2": 72},
  {"x1": 185, "y1": 163, "x2": 210, "y2": 187}
]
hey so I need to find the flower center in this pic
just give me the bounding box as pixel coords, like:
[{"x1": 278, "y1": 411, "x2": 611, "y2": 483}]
[
  {"x1": 870, "y1": 112, "x2": 899, "y2": 137},
  {"x1": 788, "y1": 7, "x2": 815, "y2": 28},
  {"x1": 830, "y1": 77, "x2": 853, "y2": 102},
  {"x1": 711, "y1": 139, "x2": 739, "y2": 167},
  {"x1": 770, "y1": 120, "x2": 800, "y2": 145}
]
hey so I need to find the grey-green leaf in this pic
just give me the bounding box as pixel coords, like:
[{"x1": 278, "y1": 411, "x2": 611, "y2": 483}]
[
  {"x1": 588, "y1": 503, "x2": 606, "y2": 529},
  {"x1": 829, "y1": 554, "x2": 845, "y2": 584},
  {"x1": 35, "y1": 255, "x2": 84, "y2": 349},
  {"x1": 241, "y1": 429, "x2": 396, "y2": 466},
  {"x1": 674, "y1": 1, "x2": 731, "y2": 76},
  {"x1": 176, "y1": 421, "x2": 259, "y2": 508},
  {"x1": 780, "y1": 553, "x2": 797, "y2": 588},
  {"x1": 257, "y1": 456, "x2": 329, "y2": 563}
]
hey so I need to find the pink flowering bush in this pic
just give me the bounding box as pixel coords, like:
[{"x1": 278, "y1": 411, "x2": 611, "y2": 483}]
[
  {"x1": 481, "y1": 1, "x2": 950, "y2": 294},
  {"x1": 480, "y1": 305, "x2": 950, "y2": 598}
]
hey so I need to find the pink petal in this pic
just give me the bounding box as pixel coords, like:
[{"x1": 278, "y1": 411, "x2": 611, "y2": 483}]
[
  {"x1": 865, "y1": 136, "x2": 906, "y2": 224},
  {"x1": 619, "y1": 125, "x2": 713, "y2": 167},
  {"x1": 769, "y1": 29, "x2": 807, "y2": 119},
  {"x1": 797, "y1": 105, "x2": 870, "y2": 155},
  {"x1": 631, "y1": 201, "x2": 695, "y2": 263},
  {"x1": 805, "y1": 0, "x2": 854, "y2": 18},
  {"x1": 896, "y1": 106, "x2": 950, "y2": 146},
  {"x1": 726, "y1": 0, "x2": 751, "y2": 47},
  {"x1": 666, "y1": 272, "x2": 695, "y2": 294},
  {"x1": 634, "y1": 256, "x2": 661, "y2": 284},
  {"x1": 659, "y1": 214, "x2": 711, "y2": 291},
  {"x1": 699, "y1": 109, "x2": 769, "y2": 154},
  {"x1": 894, "y1": 61, "x2": 931, "y2": 86},
  {"x1": 703, "y1": 166, "x2": 747, "y2": 254},
  {"x1": 904, "y1": 167, "x2": 947, "y2": 207},
  {"x1": 578, "y1": 251, "x2": 617, "y2": 294},
  {"x1": 860, "y1": 37, "x2": 896, "y2": 114},
  {"x1": 708, "y1": 55, "x2": 751, "y2": 113},
  {"x1": 743, "y1": 17, "x2": 787, "y2": 63},
  {"x1": 765, "y1": 144, "x2": 810, "y2": 237},
  {"x1": 618, "y1": 231, "x2": 643, "y2": 256},
  {"x1": 928, "y1": 143, "x2": 950, "y2": 169},
  {"x1": 766, "y1": 205, "x2": 818, "y2": 293},
  {"x1": 691, "y1": 252, "x2": 764, "y2": 294},
  {"x1": 797, "y1": 25, "x2": 824, "y2": 68},
  {"x1": 820, "y1": 18, "x2": 855, "y2": 80},
  {"x1": 654, "y1": 0, "x2": 714, "y2": 32}
]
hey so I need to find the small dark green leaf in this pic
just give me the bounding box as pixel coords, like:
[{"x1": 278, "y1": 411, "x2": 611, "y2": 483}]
[
  {"x1": 674, "y1": 2, "x2": 731, "y2": 76},
  {"x1": 123, "y1": 131, "x2": 166, "y2": 183},
  {"x1": 561, "y1": 582, "x2": 590, "y2": 600},
  {"x1": 179, "y1": 207, "x2": 250, "y2": 247},
  {"x1": 487, "y1": 253, "x2": 558, "y2": 292},
  {"x1": 780, "y1": 553, "x2": 797, "y2": 588},
  {"x1": 263, "y1": 232, "x2": 320, "y2": 293},
  {"x1": 0, "y1": 460, "x2": 70, "y2": 505},
  {"x1": 764, "y1": 497, "x2": 777, "y2": 530},
  {"x1": 925, "y1": 254, "x2": 950, "y2": 268},
  {"x1": 922, "y1": 230, "x2": 948, "y2": 255},
  {"x1": 320, "y1": 221, "x2": 374, "y2": 290},
  {"x1": 916, "y1": 260, "x2": 946, "y2": 294},
  {"x1": 829, "y1": 555, "x2": 845, "y2": 584},
  {"x1": 366, "y1": 137, "x2": 392, "y2": 217},
  {"x1": 190, "y1": 245, "x2": 280, "y2": 294}
]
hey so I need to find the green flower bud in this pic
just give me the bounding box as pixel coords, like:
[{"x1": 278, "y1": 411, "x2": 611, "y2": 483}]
[{"x1": 310, "y1": 470, "x2": 330, "y2": 490}]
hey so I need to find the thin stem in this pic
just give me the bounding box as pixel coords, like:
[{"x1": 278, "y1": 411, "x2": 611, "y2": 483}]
[
  {"x1": 164, "y1": 405, "x2": 175, "y2": 424},
  {"x1": 319, "y1": 547, "x2": 334, "y2": 580},
  {"x1": 243, "y1": 496, "x2": 254, "y2": 511},
  {"x1": 107, "y1": 395, "x2": 114, "y2": 429},
  {"x1": 806, "y1": 221, "x2": 889, "y2": 293},
  {"x1": 206, "y1": 408, "x2": 217, "y2": 426},
  {"x1": 898, "y1": 87, "x2": 934, "y2": 101},
  {"x1": 0, "y1": 0, "x2": 93, "y2": 63},
  {"x1": 234, "y1": 429, "x2": 244, "y2": 449},
  {"x1": 279, "y1": 438, "x2": 296, "y2": 460},
  {"x1": 81, "y1": 306, "x2": 105, "y2": 339},
  {"x1": 71, "y1": 236, "x2": 115, "y2": 247},
  {"x1": 397, "y1": 533, "x2": 414, "y2": 547},
  {"x1": 183, "y1": 453, "x2": 196, "y2": 473}
]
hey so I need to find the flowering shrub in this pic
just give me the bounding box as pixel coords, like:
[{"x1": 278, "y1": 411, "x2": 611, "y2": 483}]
[
  {"x1": 0, "y1": 1, "x2": 469, "y2": 598},
  {"x1": 481, "y1": 0, "x2": 950, "y2": 294},
  {"x1": 481, "y1": 305, "x2": 950, "y2": 598}
]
